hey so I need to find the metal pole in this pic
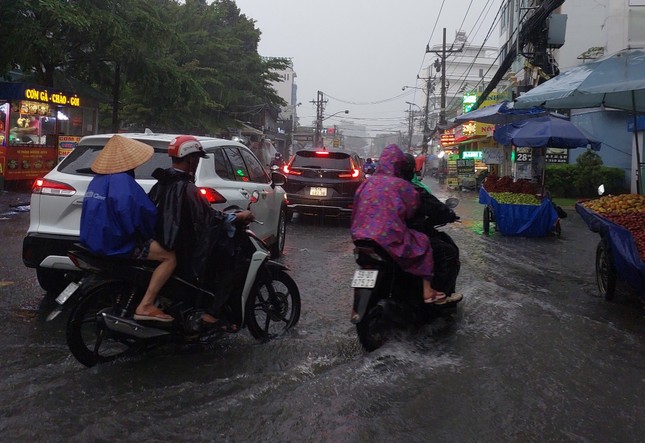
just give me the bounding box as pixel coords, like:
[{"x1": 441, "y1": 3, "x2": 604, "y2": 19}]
[{"x1": 440, "y1": 28, "x2": 447, "y2": 127}]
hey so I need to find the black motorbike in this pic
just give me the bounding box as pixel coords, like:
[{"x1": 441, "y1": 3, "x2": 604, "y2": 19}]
[
  {"x1": 350, "y1": 198, "x2": 461, "y2": 352},
  {"x1": 49, "y1": 192, "x2": 301, "y2": 367}
]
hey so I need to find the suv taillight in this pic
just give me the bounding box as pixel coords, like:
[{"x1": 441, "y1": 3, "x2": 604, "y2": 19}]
[
  {"x1": 32, "y1": 178, "x2": 77, "y2": 196},
  {"x1": 338, "y1": 168, "x2": 360, "y2": 178},
  {"x1": 198, "y1": 187, "x2": 227, "y2": 204},
  {"x1": 282, "y1": 165, "x2": 302, "y2": 176}
]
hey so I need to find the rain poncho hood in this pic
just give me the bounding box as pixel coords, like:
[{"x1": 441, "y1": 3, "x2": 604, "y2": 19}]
[{"x1": 350, "y1": 144, "x2": 435, "y2": 279}]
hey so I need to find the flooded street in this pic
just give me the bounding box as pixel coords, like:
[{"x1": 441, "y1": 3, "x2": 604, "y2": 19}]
[{"x1": 1, "y1": 181, "x2": 644, "y2": 442}]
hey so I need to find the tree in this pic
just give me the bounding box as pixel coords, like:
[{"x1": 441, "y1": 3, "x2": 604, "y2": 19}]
[
  {"x1": 0, "y1": 0, "x2": 288, "y2": 134},
  {"x1": 575, "y1": 149, "x2": 604, "y2": 197}
]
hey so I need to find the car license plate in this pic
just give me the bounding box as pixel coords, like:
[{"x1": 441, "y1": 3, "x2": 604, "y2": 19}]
[
  {"x1": 310, "y1": 187, "x2": 327, "y2": 196},
  {"x1": 351, "y1": 270, "x2": 378, "y2": 288},
  {"x1": 56, "y1": 281, "x2": 79, "y2": 305}
]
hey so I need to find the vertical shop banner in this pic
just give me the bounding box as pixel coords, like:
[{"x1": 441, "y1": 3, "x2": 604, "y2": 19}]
[
  {"x1": 58, "y1": 135, "x2": 81, "y2": 162},
  {"x1": 1, "y1": 146, "x2": 57, "y2": 180}
]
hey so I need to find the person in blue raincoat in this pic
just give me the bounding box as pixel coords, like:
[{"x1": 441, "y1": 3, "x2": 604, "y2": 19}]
[{"x1": 80, "y1": 135, "x2": 177, "y2": 322}]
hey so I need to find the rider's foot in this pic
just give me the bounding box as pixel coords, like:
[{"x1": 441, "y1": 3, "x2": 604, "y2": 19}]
[
  {"x1": 201, "y1": 313, "x2": 238, "y2": 333},
  {"x1": 444, "y1": 292, "x2": 463, "y2": 303},
  {"x1": 423, "y1": 290, "x2": 447, "y2": 304},
  {"x1": 134, "y1": 306, "x2": 174, "y2": 322}
]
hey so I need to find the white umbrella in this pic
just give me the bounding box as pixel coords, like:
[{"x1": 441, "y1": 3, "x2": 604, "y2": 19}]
[{"x1": 515, "y1": 48, "x2": 645, "y2": 193}]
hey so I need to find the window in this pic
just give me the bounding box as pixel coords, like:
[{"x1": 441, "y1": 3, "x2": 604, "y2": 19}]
[
  {"x1": 239, "y1": 148, "x2": 270, "y2": 183},
  {"x1": 213, "y1": 148, "x2": 236, "y2": 180},
  {"x1": 479, "y1": 68, "x2": 484, "y2": 78},
  {"x1": 223, "y1": 147, "x2": 251, "y2": 182}
]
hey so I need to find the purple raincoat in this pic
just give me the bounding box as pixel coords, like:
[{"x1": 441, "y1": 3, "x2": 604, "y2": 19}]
[{"x1": 350, "y1": 144, "x2": 434, "y2": 280}]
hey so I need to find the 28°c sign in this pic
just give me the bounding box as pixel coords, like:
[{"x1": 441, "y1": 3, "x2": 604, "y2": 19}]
[{"x1": 24, "y1": 87, "x2": 81, "y2": 107}]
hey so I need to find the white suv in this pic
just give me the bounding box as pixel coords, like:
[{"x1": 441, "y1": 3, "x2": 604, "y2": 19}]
[{"x1": 22, "y1": 131, "x2": 288, "y2": 293}]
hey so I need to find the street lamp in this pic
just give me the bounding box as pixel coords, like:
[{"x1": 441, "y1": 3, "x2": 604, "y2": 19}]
[{"x1": 315, "y1": 109, "x2": 349, "y2": 147}]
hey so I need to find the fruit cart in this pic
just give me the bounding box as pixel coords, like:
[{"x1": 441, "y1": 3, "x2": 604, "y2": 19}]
[
  {"x1": 479, "y1": 180, "x2": 560, "y2": 237},
  {"x1": 575, "y1": 198, "x2": 645, "y2": 301}
]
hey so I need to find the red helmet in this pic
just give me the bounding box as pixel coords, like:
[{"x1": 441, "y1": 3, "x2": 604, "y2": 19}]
[{"x1": 168, "y1": 135, "x2": 207, "y2": 158}]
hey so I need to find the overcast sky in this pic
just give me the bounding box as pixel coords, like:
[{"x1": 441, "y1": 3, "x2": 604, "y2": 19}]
[{"x1": 234, "y1": 0, "x2": 502, "y2": 136}]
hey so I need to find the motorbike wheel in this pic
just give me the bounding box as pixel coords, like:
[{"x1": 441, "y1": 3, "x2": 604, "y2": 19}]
[
  {"x1": 66, "y1": 283, "x2": 143, "y2": 367},
  {"x1": 356, "y1": 304, "x2": 390, "y2": 352},
  {"x1": 246, "y1": 270, "x2": 301, "y2": 340}
]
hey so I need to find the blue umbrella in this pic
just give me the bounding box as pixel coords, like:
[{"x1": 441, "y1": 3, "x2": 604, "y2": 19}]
[
  {"x1": 493, "y1": 115, "x2": 601, "y2": 150},
  {"x1": 454, "y1": 100, "x2": 547, "y2": 125}
]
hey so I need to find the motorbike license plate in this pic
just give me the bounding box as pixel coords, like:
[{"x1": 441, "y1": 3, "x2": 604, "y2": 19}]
[
  {"x1": 310, "y1": 187, "x2": 327, "y2": 196},
  {"x1": 55, "y1": 281, "x2": 79, "y2": 305},
  {"x1": 351, "y1": 270, "x2": 378, "y2": 288}
]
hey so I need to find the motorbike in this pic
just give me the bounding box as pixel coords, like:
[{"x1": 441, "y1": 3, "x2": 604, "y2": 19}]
[
  {"x1": 48, "y1": 191, "x2": 301, "y2": 367},
  {"x1": 350, "y1": 197, "x2": 461, "y2": 352}
]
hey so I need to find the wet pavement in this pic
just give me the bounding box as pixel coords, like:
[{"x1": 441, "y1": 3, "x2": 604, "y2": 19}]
[{"x1": 0, "y1": 178, "x2": 644, "y2": 442}]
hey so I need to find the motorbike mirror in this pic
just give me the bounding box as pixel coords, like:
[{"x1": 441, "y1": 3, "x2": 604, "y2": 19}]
[
  {"x1": 597, "y1": 184, "x2": 605, "y2": 196},
  {"x1": 445, "y1": 197, "x2": 460, "y2": 208}
]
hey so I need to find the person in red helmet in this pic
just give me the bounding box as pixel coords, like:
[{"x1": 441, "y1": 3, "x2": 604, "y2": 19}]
[{"x1": 148, "y1": 135, "x2": 254, "y2": 331}]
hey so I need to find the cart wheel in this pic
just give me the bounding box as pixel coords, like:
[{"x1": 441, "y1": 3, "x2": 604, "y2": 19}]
[
  {"x1": 596, "y1": 240, "x2": 617, "y2": 300},
  {"x1": 483, "y1": 206, "x2": 490, "y2": 236},
  {"x1": 555, "y1": 220, "x2": 562, "y2": 238}
]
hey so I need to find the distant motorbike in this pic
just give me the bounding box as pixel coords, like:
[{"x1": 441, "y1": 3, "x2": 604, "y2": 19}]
[
  {"x1": 350, "y1": 198, "x2": 461, "y2": 351},
  {"x1": 49, "y1": 191, "x2": 301, "y2": 367}
]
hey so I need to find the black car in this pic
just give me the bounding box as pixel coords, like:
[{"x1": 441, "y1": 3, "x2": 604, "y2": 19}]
[{"x1": 282, "y1": 149, "x2": 365, "y2": 219}]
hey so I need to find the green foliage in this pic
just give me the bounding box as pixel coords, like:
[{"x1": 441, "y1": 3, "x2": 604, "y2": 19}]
[
  {"x1": 0, "y1": 0, "x2": 288, "y2": 134},
  {"x1": 547, "y1": 157, "x2": 626, "y2": 198},
  {"x1": 574, "y1": 150, "x2": 604, "y2": 197}
]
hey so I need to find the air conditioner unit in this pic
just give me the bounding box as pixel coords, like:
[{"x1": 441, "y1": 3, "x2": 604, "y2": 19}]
[{"x1": 547, "y1": 14, "x2": 567, "y2": 48}]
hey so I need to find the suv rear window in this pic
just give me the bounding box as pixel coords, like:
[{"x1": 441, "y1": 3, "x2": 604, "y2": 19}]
[
  {"x1": 291, "y1": 151, "x2": 352, "y2": 170},
  {"x1": 57, "y1": 140, "x2": 173, "y2": 179}
]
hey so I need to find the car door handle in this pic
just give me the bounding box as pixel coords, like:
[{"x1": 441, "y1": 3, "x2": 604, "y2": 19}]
[
  {"x1": 260, "y1": 190, "x2": 269, "y2": 199},
  {"x1": 239, "y1": 189, "x2": 250, "y2": 199}
]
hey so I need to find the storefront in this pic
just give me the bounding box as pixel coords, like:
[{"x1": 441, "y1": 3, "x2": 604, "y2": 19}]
[
  {"x1": 0, "y1": 82, "x2": 99, "y2": 185},
  {"x1": 441, "y1": 121, "x2": 497, "y2": 189}
]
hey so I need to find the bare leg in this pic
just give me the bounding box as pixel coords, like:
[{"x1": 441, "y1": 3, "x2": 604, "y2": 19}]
[
  {"x1": 422, "y1": 279, "x2": 446, "y2": 304},
  {"x1": 135, "y1": 241, "x2": 176, "y2": 319}
]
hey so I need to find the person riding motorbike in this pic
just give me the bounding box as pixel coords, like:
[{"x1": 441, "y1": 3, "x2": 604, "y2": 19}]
[
  {"x1": 402, "y1": 153, "x2": 462, "y2": 303},
  {"x1": 363, "y1": 157, "x2": 376, "y2": 175},
  {"x1": 350, "y1": 144, "x2": 447, "y2": 304},
  {"x1": 80, "y1": 135, "x2": 177, "y2": 323},
  {"x1": 148, "y1": 135, "x2": 254, "y2": 331}
]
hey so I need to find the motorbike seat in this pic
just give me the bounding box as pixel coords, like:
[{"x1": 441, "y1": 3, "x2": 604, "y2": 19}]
[{"x1": 69, "y1": 243, "x2": 161, "y2": 269}]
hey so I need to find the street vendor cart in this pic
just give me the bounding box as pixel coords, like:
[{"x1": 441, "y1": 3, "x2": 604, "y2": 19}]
[
  {"x1": 575, "y1": 202, "x2": 645, "y2": 300},
  {"x1": 479, "y1": 186, "x2": 559, "y2": 237}
]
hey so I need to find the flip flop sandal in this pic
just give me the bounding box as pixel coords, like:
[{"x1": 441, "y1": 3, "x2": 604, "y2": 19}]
[
  {"x1": 202, "y1": 318, "x2": 238, "y2": 333},
  {"x1": 134, "y1": 309, "x2": 174, "y2": 323},
  {"x1": 423, "y1": 292, "x2": 447, "y2": 304}
]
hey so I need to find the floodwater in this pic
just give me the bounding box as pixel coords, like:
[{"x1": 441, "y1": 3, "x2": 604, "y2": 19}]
[{"x1": 0, "y1": 182, "x2": 643, "y2": 442}]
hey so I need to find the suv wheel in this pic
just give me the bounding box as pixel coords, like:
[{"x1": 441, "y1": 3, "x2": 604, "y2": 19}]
[
  {"x1": 36, "y1": 267, "x2": 69, "y2": 294},
  {"x1": 271, "y1": 206, "x2": 287, "y2": 258}
]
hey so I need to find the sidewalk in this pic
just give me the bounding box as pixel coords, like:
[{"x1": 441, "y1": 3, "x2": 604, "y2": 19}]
[{"x1": 0, "y1": 182, "x2": 32, "y2": 211}]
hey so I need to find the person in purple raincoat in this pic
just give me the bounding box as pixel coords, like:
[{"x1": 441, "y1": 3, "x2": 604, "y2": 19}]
[{"x1": 350, "y1": 144, "x2": 446, "y2": 304}]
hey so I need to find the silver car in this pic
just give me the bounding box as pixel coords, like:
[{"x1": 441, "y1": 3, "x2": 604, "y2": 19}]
[{"x1": 22, "y1": 131, "x2": 288, "y2": 293}]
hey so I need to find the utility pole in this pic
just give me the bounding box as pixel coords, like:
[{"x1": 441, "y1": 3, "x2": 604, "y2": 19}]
[
  {"x1": 424, "y1": 28, "x2": 463, "y2": 153},
  {"x1": 311, "y1": 91, "x2": 326, "y2": 148},
  {"x1": 407, "y1": 102, "x2": 414, "y2": 149}
]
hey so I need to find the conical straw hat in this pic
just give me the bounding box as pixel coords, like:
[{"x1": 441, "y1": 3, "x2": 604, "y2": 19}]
[{"x1": 91, "y1": 135, "x2": 154, "y2": 174}]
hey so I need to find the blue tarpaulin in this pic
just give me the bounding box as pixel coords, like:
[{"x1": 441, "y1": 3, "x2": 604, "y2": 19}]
[
  {"x1": 575, "y1": 203, "x2": 645, "y2": 297},
  {"x1": 479, "y1": 187, "x2": 559, "y2": 237}
]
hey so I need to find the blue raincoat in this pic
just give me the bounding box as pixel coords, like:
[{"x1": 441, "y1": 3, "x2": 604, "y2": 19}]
[{"x1": 80, "y1": 173, "x2": 157, "y2": 256}]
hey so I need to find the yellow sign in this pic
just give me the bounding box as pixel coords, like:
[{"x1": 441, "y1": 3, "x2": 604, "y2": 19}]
[
  {"x1": 462, "y1": 121, "x2": 495, "y2": 137},
  {"x1": 23, "y1": 87, "x2": 81, "y2": 107}
]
